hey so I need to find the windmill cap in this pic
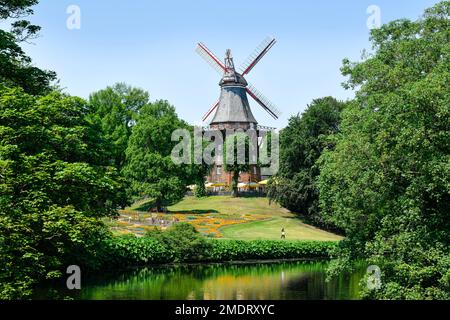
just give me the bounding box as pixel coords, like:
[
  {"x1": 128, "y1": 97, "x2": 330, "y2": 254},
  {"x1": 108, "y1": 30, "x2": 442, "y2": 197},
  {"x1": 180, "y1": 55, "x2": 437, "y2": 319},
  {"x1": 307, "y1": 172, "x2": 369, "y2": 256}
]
[{"x1": 219, "y1": 72, "x2": 248, "y2": 87}]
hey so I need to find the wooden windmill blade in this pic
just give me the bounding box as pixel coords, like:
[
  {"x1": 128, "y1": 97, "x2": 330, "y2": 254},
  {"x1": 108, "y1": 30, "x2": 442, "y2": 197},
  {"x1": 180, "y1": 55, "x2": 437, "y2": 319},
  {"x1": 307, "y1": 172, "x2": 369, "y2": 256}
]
[
  {"x1": 239, "y1": 37, "x2": 276, "y2": 76},
  {"x1": 202, "y1": 100, "x2": 219, "y2": 121},
  {"x1": 195, "y1": 42, "x2": 226, "y2": 75},
  {"x1": 246, "y1": 83, "x2": 281, "y2": 119}
]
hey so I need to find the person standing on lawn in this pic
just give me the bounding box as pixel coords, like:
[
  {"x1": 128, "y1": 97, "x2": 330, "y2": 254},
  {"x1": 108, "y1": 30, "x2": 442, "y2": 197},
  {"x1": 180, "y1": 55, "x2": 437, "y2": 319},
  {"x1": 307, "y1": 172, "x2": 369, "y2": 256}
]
[{"x1": 281, "y1": 227, "x2": 286, "y2": 239}]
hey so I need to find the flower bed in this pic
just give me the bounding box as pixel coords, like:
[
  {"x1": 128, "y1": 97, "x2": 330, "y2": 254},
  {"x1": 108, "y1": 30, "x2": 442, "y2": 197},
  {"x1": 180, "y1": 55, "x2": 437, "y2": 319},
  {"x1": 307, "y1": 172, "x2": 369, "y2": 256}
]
[
  {"x1": 110, "y1": 210, "x2": 268, "y2": 237},
  {"x1": 172, "y1": 213, "x2": 267, "y2": 237}
]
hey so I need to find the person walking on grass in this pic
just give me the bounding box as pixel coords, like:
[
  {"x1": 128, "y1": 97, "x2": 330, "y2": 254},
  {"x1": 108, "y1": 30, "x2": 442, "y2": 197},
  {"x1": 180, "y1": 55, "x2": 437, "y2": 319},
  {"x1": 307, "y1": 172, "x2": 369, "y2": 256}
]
[{"x1": 281, "y1": 227, "x2": 286, "y2": 239}]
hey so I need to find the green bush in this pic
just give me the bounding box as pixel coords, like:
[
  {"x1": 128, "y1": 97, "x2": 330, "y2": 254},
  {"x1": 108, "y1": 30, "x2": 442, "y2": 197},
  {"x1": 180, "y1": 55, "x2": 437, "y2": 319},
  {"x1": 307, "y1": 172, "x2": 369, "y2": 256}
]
[
  {"x1": 96, "y1": 235, "x2": 337, "y2": 269},
  {"x1": 145, "y1": 223, "x2": 212, "y2": 262},
  {"x1": 207, "y1": 240, "x2": 336, "y2": 262},
  {"x1": 194, "y1": 182, "x2": 207, "y2": 198},
  {"x1": 99, "y1": 235, "x2": 172, "y2": 267}
]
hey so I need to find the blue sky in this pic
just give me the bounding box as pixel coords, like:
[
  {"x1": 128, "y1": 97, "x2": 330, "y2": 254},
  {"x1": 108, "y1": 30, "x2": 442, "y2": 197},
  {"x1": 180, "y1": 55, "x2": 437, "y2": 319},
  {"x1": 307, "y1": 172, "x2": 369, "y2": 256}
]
[{"x1": 5, "y1": 0, "x2": 440, "y2": 128}]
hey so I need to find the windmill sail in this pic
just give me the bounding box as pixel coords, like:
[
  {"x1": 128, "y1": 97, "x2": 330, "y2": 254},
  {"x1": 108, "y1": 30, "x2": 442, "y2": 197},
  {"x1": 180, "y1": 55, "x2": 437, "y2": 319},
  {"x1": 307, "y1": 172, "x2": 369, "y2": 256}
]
[
  {"x1": 195, "y1": 43, "x2": 225, "y2": 75},
  {"x1": 202, "y1": 100, "x2": 219, "y2": 121},
  {"x1": 239, "y1": 37, "x2": 276, "y2": 76},
  {"x1": 246, "y1": 83, "x2": 281, "y2": 119}
]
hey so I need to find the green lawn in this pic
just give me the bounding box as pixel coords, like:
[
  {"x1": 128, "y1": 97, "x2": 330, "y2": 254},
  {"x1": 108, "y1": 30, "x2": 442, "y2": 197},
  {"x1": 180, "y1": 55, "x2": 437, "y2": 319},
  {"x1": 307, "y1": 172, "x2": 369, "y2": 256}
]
[
  {"x1": 220, "y1": 216, "x2": 342, "y2": 241},
  {"x1": 168, "y1": 196, "x2": 342, "y2": 241},
  {"x1": 168, "y1": 195, "x2": 287, "y2": 217},
  {"x1": 116, "y1": 196, "x2": 342, "y2": 240}
]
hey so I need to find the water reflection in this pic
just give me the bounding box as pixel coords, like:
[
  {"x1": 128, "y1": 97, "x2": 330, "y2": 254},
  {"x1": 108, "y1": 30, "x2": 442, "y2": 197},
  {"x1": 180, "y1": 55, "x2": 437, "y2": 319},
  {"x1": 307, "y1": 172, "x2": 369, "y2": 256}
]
[{"x1": 65, "y1": 260, "x2": 363, "y2": 300}]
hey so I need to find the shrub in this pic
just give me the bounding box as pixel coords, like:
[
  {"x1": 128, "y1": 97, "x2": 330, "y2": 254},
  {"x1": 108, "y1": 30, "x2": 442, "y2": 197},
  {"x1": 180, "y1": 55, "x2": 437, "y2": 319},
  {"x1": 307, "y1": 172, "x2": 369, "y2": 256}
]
[
  {"x1": 98, "y1": 235, "x2": 171, "y2": 267},
  {"x1": 207, "y1": 240, "x2": 336, "y2": 262},
  {"x1": 194, "y1": 182, "x2": 207, "y2": 198},
  {"x1": 94, "y1": 236, "x2": 337, "y2": 269},
  {"x1": 145, "y1": 223, "x2": 212, "y2": 262}
]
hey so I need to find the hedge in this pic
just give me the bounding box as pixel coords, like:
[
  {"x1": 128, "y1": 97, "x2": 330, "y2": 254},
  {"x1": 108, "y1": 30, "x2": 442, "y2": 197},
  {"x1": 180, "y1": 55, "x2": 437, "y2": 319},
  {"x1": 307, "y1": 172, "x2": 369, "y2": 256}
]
[
  {"x1": 98, "y1": 236, "x2": 172, "y2": 267},
  {"x1": 95, "y1": 236, "x2": 337, "y2": 269},
  {"x1": 207, "y1": 240, "x2": 336, "y2": 261}
]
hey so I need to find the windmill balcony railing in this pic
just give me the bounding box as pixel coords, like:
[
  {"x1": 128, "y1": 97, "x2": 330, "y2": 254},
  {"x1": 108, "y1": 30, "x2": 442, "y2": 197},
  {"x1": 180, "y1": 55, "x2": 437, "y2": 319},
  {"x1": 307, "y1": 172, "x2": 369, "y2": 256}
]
[{"x1": 202, "y1": 124, "x2": 276, "y2": 132}]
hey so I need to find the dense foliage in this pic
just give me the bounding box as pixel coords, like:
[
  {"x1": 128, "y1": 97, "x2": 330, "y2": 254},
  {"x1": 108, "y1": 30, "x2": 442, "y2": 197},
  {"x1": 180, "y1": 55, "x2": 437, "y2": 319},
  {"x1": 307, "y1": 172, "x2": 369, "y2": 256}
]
[
  {"x1": 0, "y1": 87, "x2": 127, "y2": 299},
  {"x1": 267, "y1": 97, "x2": 344, "y2": 229},
  {"x1": 146, "y1": 223, "x2": 211, "y2": 262},
  {"x1": 122, "y1": 100, "x2": 191, "y2": 210},
  {"x1": 207, "y1": 239, "x2": 336, "y2": 262},
  {"x1": 100, "y1": 235, "x2": 171, "y2": 266},
  {"x1": 89, "y1": 83, "x2": 150, "y2": 169},
  {"x1": 318, "y1": 1, "x2": 449, "y2": 299},
  {"x1": 95, "y1": 235, "x2": 336, "y2": 267}
]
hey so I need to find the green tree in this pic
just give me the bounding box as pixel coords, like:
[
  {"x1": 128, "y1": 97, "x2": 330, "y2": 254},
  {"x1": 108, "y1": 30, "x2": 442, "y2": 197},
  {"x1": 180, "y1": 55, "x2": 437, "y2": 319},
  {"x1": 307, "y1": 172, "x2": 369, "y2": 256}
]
[
  {"x1": 0, "y1": 87, "x2": 127, "y2": 299},
  {"x1": 267, "y1": 97, "x2": 343, "y2": 229},
  {"x1": 223, "y1": 132, "x2": 253, "y2": 197},
  {"x1": 0, "y1": 0, "x2": 56, "y2": 95},
  {"x1": 318, "y1": 1, "x2": 449, "y2": 299},
  {"x1": 89, "y1": 83, "x2": 150, "y2": 169},
  {"x1": 192, "y1": 127, "x2": 211, "y2": 198},
  {"x1": 0, "y1": 1, "x2": 38, "y2": 21},
  {"x1": 122, "y1": 100, "x2": 190, "y2": 211}
]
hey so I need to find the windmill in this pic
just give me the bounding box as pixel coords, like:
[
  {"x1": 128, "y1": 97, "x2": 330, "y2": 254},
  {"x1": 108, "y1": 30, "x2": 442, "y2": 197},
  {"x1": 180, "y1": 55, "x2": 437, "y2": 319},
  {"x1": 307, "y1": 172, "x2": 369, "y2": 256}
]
[
  {"x1": 196, "y1": 37, "x2": 280, "y2": 127},
  {"x1": 196, "y1": 37, "x2": 280, "y2": 186}
]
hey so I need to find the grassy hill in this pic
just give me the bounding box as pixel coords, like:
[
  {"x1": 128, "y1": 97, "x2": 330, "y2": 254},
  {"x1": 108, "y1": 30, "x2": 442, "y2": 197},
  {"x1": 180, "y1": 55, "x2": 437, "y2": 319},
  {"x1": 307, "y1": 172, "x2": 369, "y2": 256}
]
[
  {"x1": 110, "y1": 196, "x2": 342, "y2": 241},
  {"x1": 219, "y1": 217, "x2": 341, "y2": 241},
  {"x1": 168, "y1": 196, "x2": 342, "y2": 241}
]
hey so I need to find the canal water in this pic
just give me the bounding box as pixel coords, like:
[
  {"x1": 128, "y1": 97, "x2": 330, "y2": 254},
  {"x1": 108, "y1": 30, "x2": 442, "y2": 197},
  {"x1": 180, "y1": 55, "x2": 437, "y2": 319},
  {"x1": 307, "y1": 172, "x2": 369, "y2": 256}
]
[{"x1": 55, "y1": 260, "x2": 364, "y2": 300}]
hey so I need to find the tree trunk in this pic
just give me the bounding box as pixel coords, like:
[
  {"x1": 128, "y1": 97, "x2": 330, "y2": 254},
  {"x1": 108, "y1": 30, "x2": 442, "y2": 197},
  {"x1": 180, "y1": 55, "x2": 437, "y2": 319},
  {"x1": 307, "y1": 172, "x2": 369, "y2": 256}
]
[
  {"x1": 232, "y1": 171, "x2": 239, "y2": 197},
  {"x1": 155, "y1": 199, "x2": 163, "y2": 213}
]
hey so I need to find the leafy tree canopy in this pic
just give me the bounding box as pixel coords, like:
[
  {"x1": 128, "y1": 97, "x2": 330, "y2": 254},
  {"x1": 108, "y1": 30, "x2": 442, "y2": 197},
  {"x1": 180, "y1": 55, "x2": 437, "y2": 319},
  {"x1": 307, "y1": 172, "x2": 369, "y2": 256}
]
[
  {"x1": 267, "y1": 97, "x2": 344, "y2": 229},
  {"x1": 318, "y1": 1, "x2": 449, "y2": 299},
  {"x1": 0, "y1": 87, "x2": 127, "y2": 299},
  {"x1": 89, "y1": 83, "x2": 150, "y2": 169},
  {"x1": 0, "y1": 0, "x2": 56, "y2": 95},
  {"x1": 122, "y1": 100, "x2": 191, "y2": 210}
]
